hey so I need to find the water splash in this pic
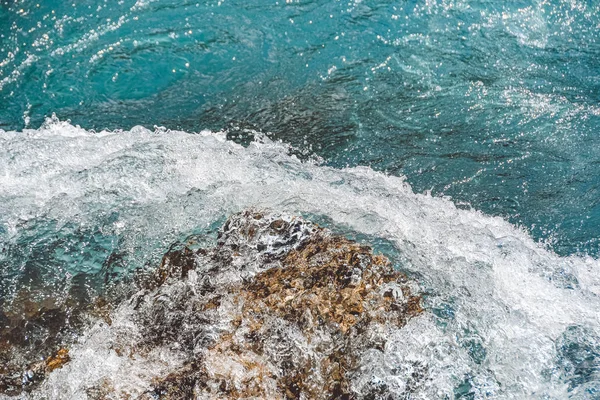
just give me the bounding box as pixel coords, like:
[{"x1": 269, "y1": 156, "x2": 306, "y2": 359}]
[{"x1": 0, "y1": 120, "x2": 599, "y2": 398}]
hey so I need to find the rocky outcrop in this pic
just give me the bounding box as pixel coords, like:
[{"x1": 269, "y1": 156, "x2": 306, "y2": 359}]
[
  {"x1": 1, "y1": 209, "x2": 422, "y2": 399},
  {"x1": 134, "y1": 209, "x2": 422, "y2": 399}
]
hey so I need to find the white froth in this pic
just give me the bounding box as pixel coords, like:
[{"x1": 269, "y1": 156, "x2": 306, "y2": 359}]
[{"x1": 1, "y1": 118, "x2": 599, "y2": 399}]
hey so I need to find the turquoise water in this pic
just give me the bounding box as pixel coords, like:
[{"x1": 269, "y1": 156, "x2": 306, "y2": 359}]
[
  {"x1": 2, "y1": 0, "x2": 600, "y2": 256},
  {"x1": 2, "y1": 1, "x2": 600, "y2": 397}
]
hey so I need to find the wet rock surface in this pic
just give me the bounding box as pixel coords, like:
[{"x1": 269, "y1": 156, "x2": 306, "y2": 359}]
[
  {"x1": 1, "y1": 210, "x2": 423, "y2": 399},
  {"x1": 135, "y1": 210, "x2": 422, "y2": 399}
]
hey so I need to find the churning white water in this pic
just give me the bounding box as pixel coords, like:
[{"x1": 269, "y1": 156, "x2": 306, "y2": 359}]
[{"x1": 1, "y1": 118, "x2": 600, "y2": 399}]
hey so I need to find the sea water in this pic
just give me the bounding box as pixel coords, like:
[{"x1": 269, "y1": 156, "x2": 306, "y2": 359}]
[
  {"x1": 2, "y1": 0, "x2": 600, "y2": 255},
  {"x1": 1, "y1": 0, "x2": 600, "y2": 398}
]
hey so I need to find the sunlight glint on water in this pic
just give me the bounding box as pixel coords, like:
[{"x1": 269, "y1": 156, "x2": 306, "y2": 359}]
[{"x1": 1, "y1": 0, "x2": 600, "y2": 255}]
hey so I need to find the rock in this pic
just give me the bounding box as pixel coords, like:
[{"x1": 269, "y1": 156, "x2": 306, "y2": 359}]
[
  {"x1": 0, "y1": 292, "x2": 110, "y2": 395},
  {"x1": 2, "y1": 209, "x2": 423, "y2": 399},
  {"x1": 0, "y1": 346, "x2": 71, "y2": 395},
  {"x1": 45, "y1": 348, "x2": 70, "y2": 372},
  {"x1": 136, "y1": 209, "x2": 422, "y2": 399}
]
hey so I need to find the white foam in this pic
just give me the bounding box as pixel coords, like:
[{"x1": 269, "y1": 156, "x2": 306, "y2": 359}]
[{"x1": 1, "y1": 118, "x2": 599, "y2": 398}]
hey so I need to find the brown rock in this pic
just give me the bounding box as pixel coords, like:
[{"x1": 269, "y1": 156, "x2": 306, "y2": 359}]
[
  {"x1": 45, "y1": 348, "x2": 70, "y2": 372},
  {"x1": 141, "y1": 211, "x2": 422, "y2": 399}
]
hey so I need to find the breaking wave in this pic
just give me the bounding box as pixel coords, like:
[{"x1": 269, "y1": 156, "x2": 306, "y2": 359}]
[{"x1": 1, "y1": 119, "x2": 600, "y2": 399}]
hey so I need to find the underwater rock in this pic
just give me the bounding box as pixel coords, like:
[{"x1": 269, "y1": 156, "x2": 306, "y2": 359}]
[
  {"x1": 2, "y1": 209, "x2": 423, "y2": 399},
  {"x1": 0, "y1": 295, "x2": 72, "y2": 395},
  {"x1": 0, "y1": 292, "x2": 110, "y2": 395}
]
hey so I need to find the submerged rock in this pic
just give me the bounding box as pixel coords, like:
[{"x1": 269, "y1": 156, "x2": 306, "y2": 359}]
[
  {"x1": 0, "y1": 293, "x2": 109, "y2": 396},
  {"x1": 0, "y1": 294, "x2": 82, "y2": 395},
  {"x1": 2, "y1": 210, "x2": 423, "y2": 399}
]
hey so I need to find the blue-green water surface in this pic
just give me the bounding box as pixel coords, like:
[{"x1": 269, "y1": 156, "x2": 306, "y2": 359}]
[{"x1": 2, "y1": 0, "x2": 600, "y2": 256}]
